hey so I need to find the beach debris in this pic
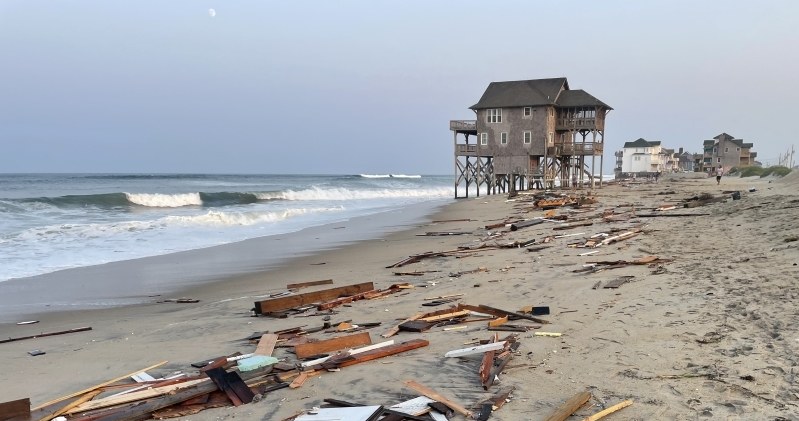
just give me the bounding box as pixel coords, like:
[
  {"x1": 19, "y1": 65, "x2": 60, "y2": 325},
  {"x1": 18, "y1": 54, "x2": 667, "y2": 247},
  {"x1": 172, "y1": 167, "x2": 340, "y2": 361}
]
[
  {"x1": 581, "y1": 399, "x2": 633, "y2": 421},
  {"x1": 294, "y1": 332, "x2": 372, "y2": 359},
  {"x1": 253, "y1": 333, "x2": 279, "y2": 356},
  {"x1": 417, "y1": 231, "x2": 469, "y2": 236},
  {"x1": 602, "y1": 276, "x2": 636, "y2": 289},
  {"x1": 286, "y1": 279, "x2": 334, "y2": 290},
  {"x1": 204, "y1": 367, "x2": 254, "y2": 406},
  {"x1": 544, "y1": 390, "x2": 592, "y2": 421},
  {"x1": 461, "y1": 303, "x2": 550, "y2": 324},
  {"x1": 16, "y1": 320, "x2": 39, "y2": 325},
  {"x1": 28, "y1": 349, "x2": 46, "y2": 356},
  {"x1": 0, "y1": 398, "x2": 30, "y2": 421},
  {"x1": 404, "y1": 380, "x2": 473, "y2": 418},
  {"x1": 519, "y1": 305, "x2": 550, "y2": 316},
  {"x1": 445, "y1": 341, "x2": 507, "y2": 358},
  {"x1": 534, "y1": 332, "x2": 563, "y2": 337},
  {"x1": 382, "y1": 313, "x2": 424, "y2": 338},
  {"x1": 510, "y1": 218, "x2": 544, "y2": 231},
  {"x1": 399, "y1": 320, "x2": 435, "y2": 332},
  {"x1": 1, "y1": 326, "x2": 93, "y2": 344},
  {"x1": 475, "y1": 386, "x2": 515, "y2": 420},
  {"x1": 158, "y1": 298, "x2": 200, "y2": 303},
  {"x1": 449, "y1": 267, "x2": 489, "y2": 277},
  {"x1": 253, "y1": 282, "x2": 374, "y2": 314}
]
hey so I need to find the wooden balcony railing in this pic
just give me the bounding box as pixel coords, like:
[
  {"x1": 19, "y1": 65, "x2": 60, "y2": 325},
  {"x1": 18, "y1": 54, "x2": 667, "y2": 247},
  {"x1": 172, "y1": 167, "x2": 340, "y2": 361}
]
[
  {"x1": 450, "y1": 120, "x2": 477, "y2": 132},
  {"x1": 548, "y1": 142, "x2": 603, "y2": 156},
  {"x1": 556, "y1": 118, "x2": 601, "y2": 130},
  {"x1": 455, "y1": 144, "x2": 478, "y2": 156}
]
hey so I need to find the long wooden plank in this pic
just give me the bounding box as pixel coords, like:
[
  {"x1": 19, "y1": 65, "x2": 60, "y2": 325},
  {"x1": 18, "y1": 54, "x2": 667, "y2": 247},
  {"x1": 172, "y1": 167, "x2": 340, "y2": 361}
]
[
  {"x1": 0, "y1": 398, "x2": 30, "y2": 421},
  {"x1": 287, "y1": 279, "x2": 333, "y2": 290},
  {"x1": 0, "y1": 326, "x2": 92, "y2": 344},
  {"x1": 381, "y1": 313, "x2": 423, "y2": 338},
  {"x1": 254, "y1": 282, "x2": 374, "y2": 314},
  {"x1": 294, "y1": 332, "x2": 372, "y2": 359},
  {"x1": 326, "y1": 339, "x2": 429, "y2": 368},
  {"x1": 39, "y1": 390, "x2": 102, "y2": 421},
  {"x1": 582, "y1": 399, "x2": 633, "y2": 421},
  {"x1": 254, "y1": 334, "x2": 279, "y2": 356},
  {"x1": 444, "y1": 342, "x2": 506, "y2": 358},
  {"x1": 301, "y1": 340, "x2": 395, "y2": 368},
  {"x1": 65, "y1": 379, "x2": 208, "y2": 413},
  {"x1": 543, "y1": 391, "x2": 592, "y2": 421},
  {"x1": 32, "y1": 360, "x2": 169, "y2": 411},
  {"x1": 474, "y1": 304, "x2": 550, "y2": 324},
  {"x1": 403, "y1": 380, "x2": 472, "y2": 418}
]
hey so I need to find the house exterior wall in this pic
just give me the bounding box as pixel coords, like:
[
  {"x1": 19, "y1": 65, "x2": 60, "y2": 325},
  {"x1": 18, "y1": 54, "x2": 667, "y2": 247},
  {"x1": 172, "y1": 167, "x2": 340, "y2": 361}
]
[
  {"x1": 622, "y1": 144, "x2": 662, "y2": 173},
  {"x1": 475, "y1": 106, "x2": 551, "y2": 166}
]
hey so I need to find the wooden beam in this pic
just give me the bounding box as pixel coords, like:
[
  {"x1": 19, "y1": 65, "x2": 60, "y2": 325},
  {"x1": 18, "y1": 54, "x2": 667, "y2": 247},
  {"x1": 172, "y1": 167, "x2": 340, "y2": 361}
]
[
  {"x1": 294, "y1": 332, "x2": 372, "y2": 359},
  {"x1": 582, "y1": 400, "x2": 633, "y2": 421},
  {"x1": 65, "y1": 379, "x2": 209, "y2": 413},
  {"x1": 32, "y1": 361, "x2": 169, "y2": 411},
  {"x1": 402, "y1": 380, "x2": 472, "y2": 418},
  {"x1": 287, "y1": 279, "x2": 334, "y2": 290},
  {"x1": 254, "y1": 334, "x2": 279, "y2": 357},
  {"x1": 0, "y1": 398, "x2": 30, "y2": 421},
  {"x1": 254, "y1": 282, "x2": 374, "y2": 314},
  {"x1": 323, "y1": 339, "x2": 429, "y2": 369},
  {"x1": 0, "y1": 326, "x2": 93, "y2": 344},
  {"x1": 543, "y1": 391, "x2": 592, "y2": 421},
  {"x1": 382, "y1": 313, "x2": 423, "y2": 338},
  {"x1": 444, "y1": 342, "x2": 506, "y2": 358}
]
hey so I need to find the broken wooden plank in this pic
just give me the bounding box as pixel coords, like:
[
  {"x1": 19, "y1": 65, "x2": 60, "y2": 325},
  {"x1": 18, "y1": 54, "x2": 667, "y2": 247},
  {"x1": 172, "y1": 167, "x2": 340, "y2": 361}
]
[
  {"x1": 300, "y1": 340, "x2": 396, "y2": 368},
  {"x1": 390, "y1": 396, "x2": 436, "y2": 416},
  {"x1": 294, "y1": 332, "x2": 372, "y2": 359},
  {"x1": 287, "y1": 279, "x2": 334, "y2": 290},
  {"x1": 398, "y1": 320, "x2": 434, "y2": 333},
  {"x1": 204, "y1": 368, "x2": 254, "y2": 406},
  {"x1": 603, "y1": 276, "x2": 634, "y2": 289},
  {"x1": 582, "y1": 399, "x2": 633, "y2": 421},
  {"x1": 32, "y1": 360, "x2": 169, "y2": 411},
  {"x1": 289, "y1": 372, "x2": 310, "y2": 389},
  {"x1": 254, "y1": 282, "x2": 374, "y2": 314},
  {"x1": 323, "y1": 339, "x2": 429, "y2": 369},
  {"x1": 419, "y1": 309, "x2": 470, "y2": 323},
  {"x1": 463, "y1": 304, "x2": 550, "y2": 324},
  {"x1": 0, "y1": 326, "x2": 93, "y2": 345},
  {"x1": 381, "y1": 314, "x2": 423, "y2": 338},
  {"x1": 543, "y1": 391, "x2": 592, "y2": 421},
  {"x1": 0, "y1": 398, "x2": 29, "y2": 421},
  {"x1": 403, "y1": 380, "x2": 472, "y2": 418},
  {"x1": 485, "y1": 342, "x2": 520, "y2": 390},
  {"x1": 510, "y1": 219, "x2": 544, "y2": 231},
  {"x1": 488, "y1": 316, "x2": 508, "y2": 327},
  {"x1": 254, "y1": 334, "x2": 279, "y2": 357},
  {"x1": 295, "y1": 406, "x2": 383, "y2": 421},
  {"x1": 65, "y1": 379, "x2": 209, "y2": 413},
  {"x1": 445, "y1": 342, "x2": 506, "y2": 358}
]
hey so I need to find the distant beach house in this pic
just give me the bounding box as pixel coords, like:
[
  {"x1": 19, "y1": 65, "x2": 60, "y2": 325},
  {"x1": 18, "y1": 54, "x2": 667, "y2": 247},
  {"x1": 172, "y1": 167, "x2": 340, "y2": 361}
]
[
  {"x1": 449, "y1": 77, "x2": 611, "y2": 197},
  {"x1": 701, "y1": 133, "x2": 757, "y2": 172},
  {"x1": 620, "y1": 138, "x2": 663, "y2": 174}
]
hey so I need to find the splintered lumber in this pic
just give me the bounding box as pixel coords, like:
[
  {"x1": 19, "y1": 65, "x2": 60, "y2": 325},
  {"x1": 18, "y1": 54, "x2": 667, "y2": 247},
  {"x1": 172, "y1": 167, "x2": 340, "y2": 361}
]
[
  {"x1": 485, "y1": 342, "x2": 520, "y2": 390},
  {"x1": 316, "y1": 290, "x2": 378, "y2": 310},
  {"x1": 254, "y1": 282, "x2": 374, "y2": 314},
  {"x1": 582, "y1": 399, "x2": 633, "y2": 421},
  {"x1": 553, "y1": 221, "x2": 594, "y2": 231},
  {"x1": 636, "y1": 212, "x2": 710, "y2": 217},
  {"x1": 32, "y1": 360, "x2": 169, "y2": 411},
  {"x1": 403, "y1": 380, "x2": 472, "y2": 418},
  {"x1": 289, "y1": 372, "x2": 310, "y2": 389},
  {"x1": 65, "y1": 379, "x2": 209, "y2": 413},
  {"x1": 390, "y1": 396, "x2": 436, "y2": 416},
  {"x1": 382, "y1": 313, "x2": 423, "y2": 338},
  {"x1": 444, "y1": 341, "x2": 507, "y2": 358},
  {"x1": 294, "y1": 332, "x2": 372, "y2": 359},
  {"x1": 462, "y1": 304, "x2": 550, "y2": 325},
  {"x1": 543, "y1": 391, "x2": 592, "y2": 421},
  {"x1": 254, "y1": 334, "x2": 279, "y2": 357},
  {"x1": 599, "y1": 230, "x2": 640, "y2": 246},
  {"x1": 287, "y1": 279, "x2": 334, "y2": 290},
  {"x1": 40, "y1": 390, "x2": 102, "y2": 421},
  {"x1": 398, "y1": 320, "x2": 434, "y2": 333},
  {"x1": 488, "y1": 316, "x2": 508, "y2": 327},
  {"x1": 323, "y1": 339, "x2": 429, "y2": 369},
  {"x1": 509, "y1": 219, "x2": 544, "y2": 231},
  {"x1": 301, "y1": 340, "x2": 395, "y2": 368},
  {"x1": 0, "y1": 398, "x2": 30, "y2": 421},
  {"x1": 1, "y1": 326, "x2": 93, "y2": 344},
  {"x1": 419, "y1": 310, "x2": 470, "y2": 322},
  {"x1": 205, "y1": 368, "x2": 255, "y2": 406}
]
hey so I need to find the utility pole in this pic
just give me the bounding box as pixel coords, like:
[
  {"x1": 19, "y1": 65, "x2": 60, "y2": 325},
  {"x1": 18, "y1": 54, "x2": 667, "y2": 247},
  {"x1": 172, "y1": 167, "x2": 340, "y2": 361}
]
[{"x1": 791, "y1": 145, "x2": 795, "y2": 168}]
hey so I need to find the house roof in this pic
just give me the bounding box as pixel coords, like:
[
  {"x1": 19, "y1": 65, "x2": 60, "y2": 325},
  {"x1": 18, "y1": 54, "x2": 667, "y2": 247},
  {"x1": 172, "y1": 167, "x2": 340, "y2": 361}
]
[
  {"x1": 623, "y1": 138, "x2": 661, "y2": 148},
  {"x1": 555, "y1": 89, "x2": 612, "y2": 109},
  {"x1": 470, "y1": 78, "x2": 568, "y2": 109}
]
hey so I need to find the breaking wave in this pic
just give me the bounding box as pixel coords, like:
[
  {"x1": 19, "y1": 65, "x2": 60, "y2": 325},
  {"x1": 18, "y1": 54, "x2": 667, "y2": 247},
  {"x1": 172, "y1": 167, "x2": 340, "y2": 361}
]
[
  {"x1": 359, "y1": 174, "x2": 422, "y2": 179},
  {"x1": 256, "y1": 186, "x2": 451, "y2": 201}
]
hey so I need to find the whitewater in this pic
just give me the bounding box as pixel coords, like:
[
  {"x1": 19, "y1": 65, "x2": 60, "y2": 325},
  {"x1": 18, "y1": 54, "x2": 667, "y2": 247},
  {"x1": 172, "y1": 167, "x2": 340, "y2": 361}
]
[{"x1": 0, "y1": 174, "x2": 453, "y2": 282}]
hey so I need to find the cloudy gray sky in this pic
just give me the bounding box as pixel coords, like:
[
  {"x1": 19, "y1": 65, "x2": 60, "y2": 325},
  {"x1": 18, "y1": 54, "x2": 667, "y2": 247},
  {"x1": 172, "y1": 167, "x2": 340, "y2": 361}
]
[{"x1": 1, "y1": 1, "x2": 797, "y2": 174}]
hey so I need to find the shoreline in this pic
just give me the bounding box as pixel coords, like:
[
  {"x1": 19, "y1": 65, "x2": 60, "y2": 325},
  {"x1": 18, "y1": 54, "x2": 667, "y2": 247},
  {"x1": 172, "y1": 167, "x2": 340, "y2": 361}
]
[
  {"x1": 0, "y1": 198, "x2": 452, "y2": 322},
  {"x1": 3, "y1": 173, "x2": 798, "y2": 420}
]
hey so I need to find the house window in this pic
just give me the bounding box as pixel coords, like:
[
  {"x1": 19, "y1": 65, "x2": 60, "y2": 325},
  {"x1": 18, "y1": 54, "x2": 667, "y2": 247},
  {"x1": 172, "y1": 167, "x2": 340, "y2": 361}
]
[
  {"x1": 549, "y1": 108, "x2": 554, "y2": 117},
  {"x1": 523, "y1": 131, "x2": 531, "y2": 144},
  {"x1": 486, "y1": 109, "x2": 502, "y2": 123},
  {"x1": 548, "y1": 132, "x2": 553, "y2": 143},
  {"x1": 500, "y1": 132, "x2": 508, "y2": 145},
  {"x1": 523, "y1": 107, "x2": 532, "y2": 117},
  {"x1": 717, "y1": 158, "x2": 721, "y2": 163},
  {"x1": 635, "y1": 156, "x2": 641, "y2": 161},
  {"x1": 480, "y1": 133, "x2": 488, "y2": 145},
  {"x1": 725, "y1": 147, "x2": 729, "y2": 152},
  {"x1": 737, "y1": 147, "x2": 740, "y2": 151}
]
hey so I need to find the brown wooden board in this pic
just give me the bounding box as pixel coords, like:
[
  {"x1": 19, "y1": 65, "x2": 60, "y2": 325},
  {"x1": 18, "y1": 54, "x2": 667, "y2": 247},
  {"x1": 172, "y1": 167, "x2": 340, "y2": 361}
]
[
  {"x1": 322, "y1": 339, "x2": 429, "y2": 369},
  {"x1": 294, "y1": 332, "x2": 372, "y2": 359},
  {"x1": 0, "y1": 398, "x2": 29, "y2": 421},
  {"x1": 254, "y1": 282, "x2": 374, "y2": 314},
  {"x1": 254, "y1": 334, "x2": 279, "y2": 356},
  {"x1": 398, "y1": 320, "x2": 434, "y2": 332},
  {"x1": 204, "y1": 368, "x2": 254, "y2": 406},
  {"x1": 543, "y1": 391, "x2": 592, "y2": 421},
  {"x1": 287, "y1": 279, "x2": 334, "y2": 290}
]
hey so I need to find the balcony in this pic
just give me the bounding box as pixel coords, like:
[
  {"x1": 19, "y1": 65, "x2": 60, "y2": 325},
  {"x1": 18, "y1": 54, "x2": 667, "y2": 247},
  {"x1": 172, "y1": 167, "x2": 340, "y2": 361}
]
[
  {"x1": 450, "y1": 120, "x2": 477, "y2": 134},
  {"x1": 548, "y1": 142, "x2": 603, "y2": 156},
  {"x1": 556, "y1": 118, "x2": 600, "y2": 131},
  {"x1": 455, "y1": 144, "x2": 478, "y2": 156}
]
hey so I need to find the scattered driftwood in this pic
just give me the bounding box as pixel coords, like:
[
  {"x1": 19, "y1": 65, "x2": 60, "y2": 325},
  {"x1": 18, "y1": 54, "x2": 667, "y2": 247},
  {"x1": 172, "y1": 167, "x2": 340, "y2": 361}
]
[
  {"x1": 417, "y1": 231, "x2": 468, "y2": 236},
  {"x1": 510, "y1": 219, "x2": 544, "y2": 231},
  {"x1": 1, "y1": 326, "x2": 93, "y2": 345},
  {"x1": 286, "y1": 279, "x2": 334, "y2": 290},
  {"x1": 294, "y1": 332, "x2": 373, "y2": 359},
  {"x1": 403, "y1": 380, "x2": 473, "y2": 418},
  {"x1": 543, "y1": 391, "x2": 592, "y2": 421},
  {"x1": 582, "y1": 399, "x2": 633, "y2": 421},
  {"x1": 254, "y1": 282, "x2": 375, "y2": 315}
]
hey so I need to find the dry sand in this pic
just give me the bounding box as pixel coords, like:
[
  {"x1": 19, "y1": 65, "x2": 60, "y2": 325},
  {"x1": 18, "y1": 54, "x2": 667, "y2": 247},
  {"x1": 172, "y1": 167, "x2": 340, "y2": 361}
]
[{"x1": 2, "y1": 172, "x2": 798, "y2": 420}]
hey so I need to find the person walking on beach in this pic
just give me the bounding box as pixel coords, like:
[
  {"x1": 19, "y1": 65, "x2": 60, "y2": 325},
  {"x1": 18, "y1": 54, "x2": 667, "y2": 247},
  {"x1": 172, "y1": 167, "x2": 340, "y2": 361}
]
[{"x1": 716, "y1": 166, "x2": 724, "y2": 185}]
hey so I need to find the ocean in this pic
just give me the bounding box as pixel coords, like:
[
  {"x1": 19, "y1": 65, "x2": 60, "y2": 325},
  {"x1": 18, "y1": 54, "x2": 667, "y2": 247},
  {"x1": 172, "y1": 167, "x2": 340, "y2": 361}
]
[{"x1": 0, "y1": 173, "x2": 453, "y2": 283}]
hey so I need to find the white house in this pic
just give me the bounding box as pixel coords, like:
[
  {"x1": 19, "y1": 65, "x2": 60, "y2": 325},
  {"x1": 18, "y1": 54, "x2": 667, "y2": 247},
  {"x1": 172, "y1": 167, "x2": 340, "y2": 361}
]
[{"x1": 621, "y1": 138, "x2": 663, "y2": 173}]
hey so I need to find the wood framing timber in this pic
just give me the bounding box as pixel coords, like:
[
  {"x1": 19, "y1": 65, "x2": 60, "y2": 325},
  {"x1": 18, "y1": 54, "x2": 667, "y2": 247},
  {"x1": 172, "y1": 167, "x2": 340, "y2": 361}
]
[
  {"x1": 543, "y1": 391, "x2": 592, "y2": 421},
  {"x1": 294, "y1": 332, "x2": 373, "y2": 359},
  {"x1": 254, "y1": 282, "x2": 374, "y2": 314}
]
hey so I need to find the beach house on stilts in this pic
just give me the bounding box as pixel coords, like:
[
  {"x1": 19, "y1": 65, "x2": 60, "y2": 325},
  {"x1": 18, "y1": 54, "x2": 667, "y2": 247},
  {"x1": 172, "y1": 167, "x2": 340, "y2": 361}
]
[{"x1": 449, "y1": 77, "x2": 611, "y2": 198}]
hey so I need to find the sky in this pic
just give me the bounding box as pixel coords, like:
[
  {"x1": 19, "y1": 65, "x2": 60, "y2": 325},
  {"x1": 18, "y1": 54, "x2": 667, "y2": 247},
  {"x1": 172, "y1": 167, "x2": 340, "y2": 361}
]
[{"x1": 1, "y1": 0, "x2": 797, "y2": 174}]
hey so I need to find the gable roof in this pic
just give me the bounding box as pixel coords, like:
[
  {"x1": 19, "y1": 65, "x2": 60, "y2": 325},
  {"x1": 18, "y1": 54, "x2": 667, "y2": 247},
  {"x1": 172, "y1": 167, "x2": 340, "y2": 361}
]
[
  {"x1": 623, "y1": 138, "x2": 661, "y2": 148},
  {"x1": 556, "y1": 89, "x2": 612, "y2": 109},
  {"x1": 470, "y1": 78, "x2": 568, "y2": 109}
]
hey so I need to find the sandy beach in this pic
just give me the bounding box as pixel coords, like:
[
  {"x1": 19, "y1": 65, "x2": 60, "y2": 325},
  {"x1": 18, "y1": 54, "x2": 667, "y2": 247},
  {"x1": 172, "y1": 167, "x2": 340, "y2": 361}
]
[{"x1": 2, "y1": 172, "x2": 799, "y2": 420}]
